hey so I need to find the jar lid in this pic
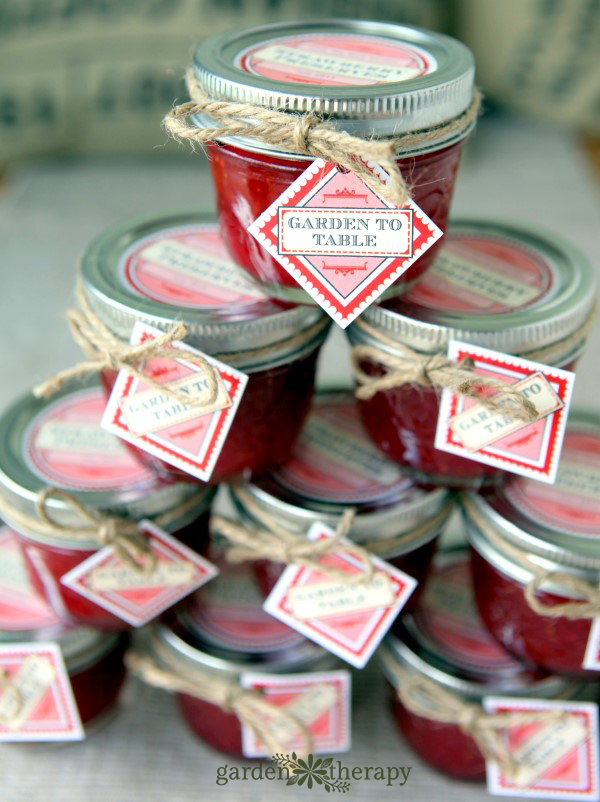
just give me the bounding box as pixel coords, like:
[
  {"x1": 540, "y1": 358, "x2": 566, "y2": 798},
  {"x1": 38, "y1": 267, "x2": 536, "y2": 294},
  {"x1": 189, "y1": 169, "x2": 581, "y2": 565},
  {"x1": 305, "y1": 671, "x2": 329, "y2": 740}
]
[
  {"x1": 193, "y1": 19, "x2": 475, "y2": 139},
  {"x1": 347, "y1": 219, "x2": 595, "y2": 358},
  {"x1": 0, "y1": 378, "x2": 213, "y2": 550},
  {"x1": 234, "y1": 391, "x2": 451, "y2": 550},
  {"x1": 381, "y1": 548, "x2": 567, "y2": 699},
  {"x1": 0, "y1": 526, "x2": 62, "y2": 635},
  {"x1": 154, "y1": 561, "x2": 330, "y2": 678},
  {"x1": 81, "y1": 211, "x2": 327, "y2": 371},
  {"x1": 465, "y1": 410, "x2": 600, "y2": 575}
]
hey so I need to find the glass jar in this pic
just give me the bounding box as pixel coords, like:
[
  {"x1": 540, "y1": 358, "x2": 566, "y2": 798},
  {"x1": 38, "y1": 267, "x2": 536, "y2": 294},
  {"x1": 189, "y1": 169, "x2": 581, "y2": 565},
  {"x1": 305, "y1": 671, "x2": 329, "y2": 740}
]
[
  {"x1": 463, "y1": 411, "x2": 600, "y2": 678},
  {"x1": 81, "y1": 211, "x2": 330, "y2": 483},
  {"x1": 0, "y1": 378, "x2": 216, "y2": 630},
  {"x1": 347, "y1": 219, "x2": 595, "y2": 488},
  {"x1": 147, "y1": 561, "x2": 340, "y2": 756},
  {"x1": 191, "y1": 19, "x2": 476, "y2": 302},
  {"x1": 380, "y1": 548, "x2": 584, "y2": 780},
  {"x1": 229, "y1": 391, "x2": 453, "y2": 609},
  {"x1": 0, "y1": 534, "x2": 128, "y2": 732}
]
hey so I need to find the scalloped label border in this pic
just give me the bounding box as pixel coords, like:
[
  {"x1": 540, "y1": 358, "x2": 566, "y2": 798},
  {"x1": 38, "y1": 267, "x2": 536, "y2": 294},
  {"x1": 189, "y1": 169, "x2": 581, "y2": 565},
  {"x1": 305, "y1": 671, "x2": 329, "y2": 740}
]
[
  {"x1": 247, "y1": 158, "x2": 443, "y2": 329},
  {"x1": 434, "y1": 340, "x2": 576, "y2": 483}
]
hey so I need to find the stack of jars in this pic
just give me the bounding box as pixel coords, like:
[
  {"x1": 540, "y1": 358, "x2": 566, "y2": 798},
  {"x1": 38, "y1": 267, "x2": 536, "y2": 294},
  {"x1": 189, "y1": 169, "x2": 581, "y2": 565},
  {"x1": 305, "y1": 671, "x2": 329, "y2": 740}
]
[{"x1": 0, "y1": 17, "x2": 598, "y2": 792}]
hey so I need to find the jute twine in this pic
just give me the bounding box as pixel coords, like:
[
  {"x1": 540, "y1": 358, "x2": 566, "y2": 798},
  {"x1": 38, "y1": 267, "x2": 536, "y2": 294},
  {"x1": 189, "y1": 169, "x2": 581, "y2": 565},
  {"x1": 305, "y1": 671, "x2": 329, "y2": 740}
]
[
  {"x1": 213, "y1": 485, "x2": 375, "y2": 584},
  {"x1": 462, "y1": 495, "x2": 600, "y2": 619},
  {"x1": 0, "y1": 670, "x2": 23, "y2": 727},
  {"x1": 380, "y1": 648, "x2": 567, "y2": 785},
  {"x1": 351, "y1": 308, "x2": 597, "y2": 422},
  {"x1": 164, "y1": 70, "x2": 482, "y2": 209},
  {"x1": 126, "y1": 651, "x2": 313, "y2": 760},
  {"x1": 0, "y1": 486, "x2": 208, "y2": 573},
  {"x1": 34, "y1": 281, "x2": 219, "y2": 407}
]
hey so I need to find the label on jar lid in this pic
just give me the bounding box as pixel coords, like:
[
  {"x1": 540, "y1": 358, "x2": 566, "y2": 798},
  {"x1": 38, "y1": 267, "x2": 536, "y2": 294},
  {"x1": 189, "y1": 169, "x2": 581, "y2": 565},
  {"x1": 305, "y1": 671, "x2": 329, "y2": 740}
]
[
  {"x1": 60, "y1": 521, "x2": 218, "y2": 627},
  {"x1": 434, "y1": 341, "x2": 575, "y2": 483},
  {"x1": 415, "y1": 558, "x2": 526, "y2": 675},
  {"x1": 101, "y1": 321, "x2": 248, "y2": 482},
  {"x1": 263, "y1": 522, "x2": 416, "y2": 668},
  {"x1": 502, "y1": 429, "x2": 600, "y2": 537},
  {"x1": 24, "y1": 387, "x2": 153, "y2": 491},
  {"x1": 0, "y1": 527, "x2": 60, "y2": 632},
  {"x1": 237, "y1": 33, "x2": 436, "y2": 86},
  {"x1": 248, "y1": 158, "x2": 443, "y2": 328},
  {"x1": 274, "y1": 396, "x2": 412, "y2": 504},
  {"x1": 0, "y1": 642, "x2": 84, "y2": 741},
  {"x1": 406, "y1": 230, "x2": 556, "y2": 314},
  {"x1": 189, "y1": 562, "x2": 306, "y2": 654},
  {"x1": 483, "y1": 698, "x2": 599, "y2": 800},
  {"x1": 240, "y1": 670, "x2": 351, "y2": 757},
  {"x1": 119, "y1": 224, "x2": 268, "y2": 309}
]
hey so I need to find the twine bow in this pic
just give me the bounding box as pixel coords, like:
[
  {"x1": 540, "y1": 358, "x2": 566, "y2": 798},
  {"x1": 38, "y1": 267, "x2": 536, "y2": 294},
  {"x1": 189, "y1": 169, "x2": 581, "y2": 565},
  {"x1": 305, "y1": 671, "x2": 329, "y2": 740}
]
[
  {"x1": 381, "y1": 650, "x2": 568, "y2": 785},
  {"x1": 164, "y1": 70, "x2": 481, "y2": 209},
  {"x1": 34, "y1": 281, "x2": 219, "y2": 409},
  {"x1": 212, "y1": 486, "x2": 375, "y2": 584},
  {"x1": 352, "y1": 340, "x2": 538, "y2": 424},
  {"x1": 126, "y1": 651, "x2": 313, "y2": 759}
]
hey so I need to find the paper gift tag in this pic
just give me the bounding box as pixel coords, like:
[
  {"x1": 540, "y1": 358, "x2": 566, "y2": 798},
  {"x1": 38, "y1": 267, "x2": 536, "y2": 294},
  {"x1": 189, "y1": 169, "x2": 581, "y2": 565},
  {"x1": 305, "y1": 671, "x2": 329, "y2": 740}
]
[
  {"x1": 484, "y1": 698, "x2": 599, "y2": 800},
  {"x1": 102, "y1": 321, "x2": 247, "y2": 482},
  {"x1": 60, "y1": 520, "x2": 218, "y2": 627},
  {"x1": 584, "y1": 620, "x2": 600, "y2": 671},
  {"x1": 434, "y1": 341, "x2": 575, "y2": 483},
  {"x1": 248, "y1": 158, "x2": 442, "y2": 329},
  {"x1": 0, "y1": 642, "x2": 84, "y2": 741},
  {"x1": 263, "y1": 522, "x2": 417, "y2": 668},
  {"x1": 240, "y1": 670, "x2": 351, "y2": 758}
]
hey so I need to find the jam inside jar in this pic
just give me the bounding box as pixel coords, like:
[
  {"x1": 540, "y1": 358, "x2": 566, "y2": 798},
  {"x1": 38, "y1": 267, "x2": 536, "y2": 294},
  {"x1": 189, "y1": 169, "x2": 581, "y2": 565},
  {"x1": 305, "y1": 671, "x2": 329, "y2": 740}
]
[
  {"x1": 228, "y1": 391, "x2": 453, "y2": 610},
  {"x1": 379, "y1": 548, "x2": 580, "y2": 780},
  {"x1": 80, "y1": 211, "x2": 330, "y2": 485},
  {"x1": 0, "y1": 378, "x2": 216, "y2": 630},
  {"x1": 191, "y1": 20, "x2": 476, "y2": 301},
  {"x1": 347, "y1": 219, "x2": 596, "y2": 488},
  {"x1": 464, "y1": 411, "x2": 600, "y2": 677},
  {"x1": 147, "y1": 560, "x2": 341, "y2": 756}
]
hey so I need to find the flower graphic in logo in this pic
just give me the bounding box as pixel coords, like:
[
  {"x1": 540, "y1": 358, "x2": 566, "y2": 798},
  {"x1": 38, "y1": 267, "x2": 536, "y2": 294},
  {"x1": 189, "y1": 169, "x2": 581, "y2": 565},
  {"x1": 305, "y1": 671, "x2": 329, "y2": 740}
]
[{"x1": 272, "y1": 753, "x2": 351, "y2": 792}]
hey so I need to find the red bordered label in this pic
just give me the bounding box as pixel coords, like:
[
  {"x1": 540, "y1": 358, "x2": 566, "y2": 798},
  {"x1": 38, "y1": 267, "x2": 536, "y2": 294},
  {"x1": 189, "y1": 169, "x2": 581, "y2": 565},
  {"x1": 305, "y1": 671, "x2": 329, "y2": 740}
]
[
  {"x1": 484, "y1": 698, "x2": 599, "y2": 800},
  {"x1": 0, "y1": 642, "x2": 84, "y2": 742},
  {"x1": 240, "y1": 670, "x2": 351, "y2": 757},
  {"x1": 60, "y1": 521, "x2": 218, "y2": 627},
  {"x1": 248, "y1": 159, "x2": 442, "y2": 329},
  {"x1": 263, "y1": 522, "x2": 416, "y2": 668},
  {"x1": 434, "y1": 341, "x2": 575, "y2": 483},
  {"x1": 101, "y1": 321, "x2": 247, "y2": 481}
]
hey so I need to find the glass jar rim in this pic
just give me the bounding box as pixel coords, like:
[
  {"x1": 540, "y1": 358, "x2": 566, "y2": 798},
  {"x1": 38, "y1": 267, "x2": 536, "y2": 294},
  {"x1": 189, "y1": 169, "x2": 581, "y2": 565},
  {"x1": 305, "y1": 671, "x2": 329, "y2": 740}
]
[{"x1": 193, "y1": 19, "x2": 475, "y2": 137}]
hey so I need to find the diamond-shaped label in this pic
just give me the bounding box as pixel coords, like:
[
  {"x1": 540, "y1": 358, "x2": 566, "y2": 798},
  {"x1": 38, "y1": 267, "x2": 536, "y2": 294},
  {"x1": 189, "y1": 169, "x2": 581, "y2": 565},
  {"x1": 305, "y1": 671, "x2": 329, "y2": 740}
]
[
  {"x1": 60, "y1": 520, "x2": 218, "y2": 627},
  {"x1": 248, "y1": 159, "x2": 442, "y2": 328},
  {"x1": 101, "y1": 321, "x2": 247, "y2": 482},
  {"x1": 240, "y1": 670, "x2": 351, "y2": 757},
  {"x1": 0, "y1": 642, "x2": 84, "y2": 742},
  {"x1": 263, "y1": 523, "x2": 416, "y2": 668},
  {"x1": 484, "y1": 698, "x2": 599, "y2": 800}
]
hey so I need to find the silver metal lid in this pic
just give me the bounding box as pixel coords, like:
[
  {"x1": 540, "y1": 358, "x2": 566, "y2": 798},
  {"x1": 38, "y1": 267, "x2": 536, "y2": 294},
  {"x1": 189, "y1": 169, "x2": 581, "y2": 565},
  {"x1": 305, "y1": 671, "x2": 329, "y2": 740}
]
[
  {"x1": 151, "y1": 568, "x2": 334, "y2": 680},
  {"x1": 380, "y1": 546, "x2": 571, "y2": 698},
  {"x1": 80, "y1": 211, "x2": 328, "y2": 371},
  {"x1": 346, "y1": 219, "x2": 596, "y2": 359},
  {"x1": 193, "y1": 19, "x2": 475, "y2": 139},
  {"x1": 232, "y1": 392, "x2": 451, "y2": 552},
  {"x1": 462, "y1": 411, "x2": 600, "y2": 579},
  {"x1": 0, "y1": 378, "x2": 214, "y2": 550}
]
